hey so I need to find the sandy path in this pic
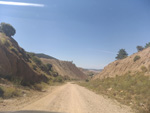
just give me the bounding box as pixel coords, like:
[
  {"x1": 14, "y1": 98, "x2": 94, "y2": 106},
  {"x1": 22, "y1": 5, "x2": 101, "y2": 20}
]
[{"x1": 21, "y1": 83, "x2": 133, "y2": 113}]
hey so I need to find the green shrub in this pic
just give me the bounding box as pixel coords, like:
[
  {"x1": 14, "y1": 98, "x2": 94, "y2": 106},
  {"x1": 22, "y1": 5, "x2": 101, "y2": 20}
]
[
  {"x1": 6, "y1": 76, "x2": 22, "y2": 85},
  {"x1": 32, "y1": 56, "x2": 42, "y2": 65},
  {"x1": 34, "y1": 84, "x2": 43, "y2": 91},
  {"x1": 85, "y1": 79, "x2": 89, "y2": 82},
  {"x1": 46, "y1": 63, "x2": 52, "y2": 71},
  {"x1": 33, "y1": 82, "x2": 47, "y2": 91},
  {"x1": 0, "y1": 38, "x2": 11, "y2": 47},
  {"x1": 53, "y1": 76, "x2": 64, "y2": 83},
  {"x1": 9, "y1": 47, "x2": 18, "y2": 55},
  {"x1": 145, "y1": 42, "x2": 150, "y2": 48},
  {"x1": 133, "y1": 55, "x2": 141, "y2": 62},
  {"x1": 1, "y1": 87, "x2": 22, "y2": 99},
  {"x1": 141, "y1": 66, "x2": 148, "y2": 72},
  {"x1": 32, "y1": 65, "x2": 37, "y2": 70},
  {"x1": 136, "y1": 46, "x2": 144, "y2": 52}
]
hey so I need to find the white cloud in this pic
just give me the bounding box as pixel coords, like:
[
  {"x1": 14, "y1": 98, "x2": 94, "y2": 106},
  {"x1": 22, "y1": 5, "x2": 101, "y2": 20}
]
[{"x1": 0, "y1": 1, "x2": 44, "y2": 7}]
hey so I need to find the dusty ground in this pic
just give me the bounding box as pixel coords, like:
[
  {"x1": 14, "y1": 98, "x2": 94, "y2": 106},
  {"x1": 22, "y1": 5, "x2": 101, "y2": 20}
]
[
  {"x1": 19, "y1": 83, "x2": 134, "y2": 113},
  {"x1": 0, "y1": 86, "x2": 57, "y2": 111}
]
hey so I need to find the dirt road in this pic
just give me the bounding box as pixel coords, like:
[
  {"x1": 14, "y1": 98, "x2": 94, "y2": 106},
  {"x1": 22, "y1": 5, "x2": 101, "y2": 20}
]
[{"x1": 21, "y1": 83, "x2": 133, "y2": 113}]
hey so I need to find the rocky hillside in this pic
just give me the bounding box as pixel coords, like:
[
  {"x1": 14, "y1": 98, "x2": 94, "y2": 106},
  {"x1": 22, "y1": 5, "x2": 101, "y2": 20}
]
[
  {"x1": 0, "y1": 33, "x2": 49, "y2": 85},
  {"x1": 38, "y1": 56, "x2": 87, "y2": 80},
  {"x1": 94, "y1": 47, "x2": 150, "y2": 79}
]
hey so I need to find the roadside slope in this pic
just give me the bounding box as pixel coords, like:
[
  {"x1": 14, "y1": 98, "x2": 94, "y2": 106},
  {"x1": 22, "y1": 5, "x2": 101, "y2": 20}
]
[
  {"x1": 94, "y1": 47, "x2": 150, "y2": 79},
  {"x1": 40, "y1": 58, "x2": 87, "y2": 80},
  {"x1": 0, "y1": 33, "x2": 48, "y2": 84}
]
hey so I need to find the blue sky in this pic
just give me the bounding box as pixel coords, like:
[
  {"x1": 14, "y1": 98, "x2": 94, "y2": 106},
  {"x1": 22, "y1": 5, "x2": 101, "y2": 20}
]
[{"x1": 0, "y1": 0, "x2": 150, "y2": 69}]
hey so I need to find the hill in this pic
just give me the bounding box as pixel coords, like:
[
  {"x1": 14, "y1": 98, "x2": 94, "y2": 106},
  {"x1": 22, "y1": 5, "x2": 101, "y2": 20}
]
[
  {"x1": 81, "y1": 47, "x2": 150, "y2": 113},
  {"x1": 34, "y1": 53, "x2": 57, "y2": 60},
  {"x1": 94, "y1": 47, "x2": 150, "y2": 79},
  {"x1": 0, "y1": 31, "x2": 86, "y2": 86},
  {"x1": 0, "y1": 33, "x2": 51, "y2": 85},
  {"x1": 40, "y1": 58, "x2": 87, "y2": 80},
  {"x1": 79, "y1": 68, "x2": 102, "y2": 77}
]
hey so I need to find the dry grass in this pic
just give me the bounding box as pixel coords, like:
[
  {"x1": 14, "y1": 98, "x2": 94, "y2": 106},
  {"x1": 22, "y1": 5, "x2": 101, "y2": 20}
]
[
  {"x1": 0, "y1": 86, "x2": 22, "y2": 99},
  {"x1": 33, "y1": 82, "x2": 48, "y2": 91},
  {"x1": 79, "y1": 72, "x2": 150, "y2": 113}
]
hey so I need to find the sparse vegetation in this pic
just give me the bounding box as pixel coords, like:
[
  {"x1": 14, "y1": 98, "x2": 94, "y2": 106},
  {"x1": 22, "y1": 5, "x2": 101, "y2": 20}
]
[
  {"x1": 85, "y1": 79, "x2": 89, "y2": 82},
  {"x1": 136, "y1": 46, "x2": 144, "y2": 52},
  {"x1": 53, "y1": 76, "x2": 64, "y2": 83},
  {"x1": 10, "y1": 47, "x2": 18, "y2": 55},
  {"x1": 145, "y1": 42, "x2": 150, "y2": 48},
  {"x1": 0, "y1": 37, "x2": 11, "y2": 47},
  {"x1": 32, "y1": 56, "x2": 42, "y2": 65},
  {"x1": 33, "y1": 82, "x2": 48, "y2": 91},
  {"x1": 46, "y1": 63, "x2": 53, "y2": 71},
  {"x1": 79, "y1": 72, "x2": 150, "y2": 113},
  {"x1": 0, "y1": 86, "x2": 22, "y2": 99},
  {"x1": 32, "y1": 65, "x2": 37, "y2": 70},
  {"x1": 134, "y1": 55, "x2": 141, "y2": 62},
  {"x1": 148, "y1": 65, "x2": 150, "y2": 71},
  {"x1": 116, "y1": 49, "x2": 128, "y2": 60},
  {"x1": 141, "y1": 66, "x2": 148, "y2": 73}
]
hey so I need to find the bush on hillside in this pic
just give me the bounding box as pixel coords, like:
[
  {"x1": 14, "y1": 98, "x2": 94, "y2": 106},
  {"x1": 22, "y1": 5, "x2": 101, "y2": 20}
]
[
  {"x1": 46, "y1": 63, "x2": 52, "y2": 71},
  {"x1": 136, "y1": 46, "x2": 144, "y2": 52},
  {"x1": 0, "y1": 86, "x2": 22, "y2": 99},
  {"x1": 141, "y1": 66, "x2": 148, "y2": 72},
  {"x1": 85, "y1": 79, "x2": 89, "y2": 82},
  {"x1": 145, "y1": 42, "x2": 150, "y2": 48},
  {"x1": 53, "y1": 76, "x2": 64, "y2": 83},
  {"x1": 133, "y1": 55, "x2": 141, "y2": 62},
  {"x1": 10, "y1": 47, "x2": 18, "y2": 55},
  {"x1": 116, "y1": 49, "x2": 128, "y2": 60},
  {"x1": 32, "y1": 56, "x2": 42, "y2": 65},
  {"x1": 32, "y1": 65, "x2": 37, "y2": 70},
  {"x1": 0, "y1": 22, "x2": 16, "y2": 37},
  {"x1": 33, "y1": 82, "x2": 47, "y2": 91}
]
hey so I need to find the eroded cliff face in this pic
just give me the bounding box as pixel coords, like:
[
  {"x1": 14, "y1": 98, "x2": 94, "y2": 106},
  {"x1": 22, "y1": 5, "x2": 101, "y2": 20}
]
[
  {"x1": 40, "y1": 58, "x2": 87, "y2": 80},
  {"x1": 0, "y1": 33, "x2": 47, "y2": 85},
  {"x1": 94, "y1": 47, "x2": 150, "y2": 79}
]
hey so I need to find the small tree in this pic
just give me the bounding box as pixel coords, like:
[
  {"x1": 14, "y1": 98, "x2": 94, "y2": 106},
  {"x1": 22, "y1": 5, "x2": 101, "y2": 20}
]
[
  {"x1": 145, "y1": 42, "x2": 150, "y2": 48},
  {"x1": 0, "y1": 22, "x2": 16, "y2": 37},
  {"x1": 136, "y1": 46, "x2": 144, "y2": 52},
  {"x1": 46, "y1": 63, "x2": 52, "y2": 71},
  {"x1": 116, "y1": 49, "x2": 128, "y2": 60}
]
